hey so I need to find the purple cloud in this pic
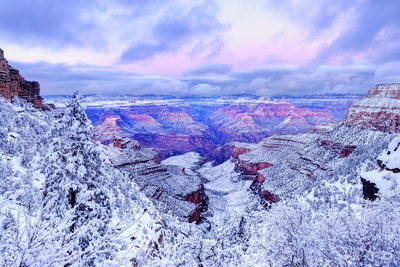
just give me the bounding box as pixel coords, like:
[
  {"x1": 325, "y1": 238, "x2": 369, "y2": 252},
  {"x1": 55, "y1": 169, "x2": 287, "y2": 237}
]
[{"x1": 183, "y1": 63, "x2": 232, "y2": 76}]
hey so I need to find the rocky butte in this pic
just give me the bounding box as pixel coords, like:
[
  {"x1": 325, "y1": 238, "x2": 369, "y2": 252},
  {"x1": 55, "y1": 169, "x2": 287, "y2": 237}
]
[
  {"x1": 0, "y1": 48, "x2": 47, "y2": 109},
  {"x1": 344, "y1": 83, "x2": 400, "y2": 133}
]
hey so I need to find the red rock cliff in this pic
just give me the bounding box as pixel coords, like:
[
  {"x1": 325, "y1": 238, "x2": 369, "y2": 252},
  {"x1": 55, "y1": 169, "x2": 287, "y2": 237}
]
[
  {"x1": 0, "y1": 48, "x2": 47, "y2": 109},
  {"x1": 344, "y1": 83, "x2": 400, "y2": 133}
]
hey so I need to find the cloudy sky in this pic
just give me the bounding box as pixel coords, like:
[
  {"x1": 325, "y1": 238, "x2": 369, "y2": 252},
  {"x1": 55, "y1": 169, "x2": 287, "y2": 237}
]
[{"x1": 1, "y1": 0, "x2": 400, "y2": 95}]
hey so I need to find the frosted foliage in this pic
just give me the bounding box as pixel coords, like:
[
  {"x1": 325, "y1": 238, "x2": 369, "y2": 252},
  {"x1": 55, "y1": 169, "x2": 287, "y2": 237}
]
[
  {"x1": 0, "y1": 96, "x2": 165, "y2": 266},
  {"x1": 244, "y1": 197, "x2": 400, "y2": 266},
  {"x1": 0, "y1": 99, "x2": 52, "y2": 266},
  {"x1": 149, "y1": 214, "x2": 247, "y2": 266}
]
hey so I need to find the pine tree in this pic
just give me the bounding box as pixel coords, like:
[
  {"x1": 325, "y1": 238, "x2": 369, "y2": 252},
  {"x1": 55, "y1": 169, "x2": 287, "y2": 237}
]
[{"x1": 42, "y1": 92, "x2": 114, "y2": 265}]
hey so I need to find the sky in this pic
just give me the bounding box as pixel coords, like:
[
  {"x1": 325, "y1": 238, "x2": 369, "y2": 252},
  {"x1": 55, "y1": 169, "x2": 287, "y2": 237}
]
[{"x1": 1, "y1": 0, "x2": 400, "y2": 96}]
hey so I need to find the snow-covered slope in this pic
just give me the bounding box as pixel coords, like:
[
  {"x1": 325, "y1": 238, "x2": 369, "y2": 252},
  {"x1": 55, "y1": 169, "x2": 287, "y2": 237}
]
[
  {"x1": 161, "y1": 152, "x2": 204, "y2": 175},
  {"x1": 0, "y1": 97, "x2": 172, "y2": 266},
  {"x1": 362, "y1": 135, "x2": 400, "y2": 195},
  {"x1": 198, "y1": 160, "x2": 257, "y2": 223},
  {"x1": 109, "y1": 139, "x2": 207, "y2": 222}
]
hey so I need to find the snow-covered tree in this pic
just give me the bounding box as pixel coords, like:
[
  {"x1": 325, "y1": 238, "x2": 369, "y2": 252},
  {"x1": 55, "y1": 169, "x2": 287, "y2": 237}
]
[{"x1": 41, "y1": 93, "x2": 114, "y2": 265}]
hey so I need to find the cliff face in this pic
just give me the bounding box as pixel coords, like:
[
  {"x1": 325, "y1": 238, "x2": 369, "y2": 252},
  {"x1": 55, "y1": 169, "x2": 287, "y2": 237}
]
[
  {"x1": 344, "y1": 83, "x2": 400, "y2": 133},
  {"x1": 209, "y1": 101, "x2": 337, "y2": 144},
  {"x1": 109, "y1": 137, "x2": 208, "y2": 223},
  {"x1": 0, "y1": 48, "x2": 47, "y2": 109}
]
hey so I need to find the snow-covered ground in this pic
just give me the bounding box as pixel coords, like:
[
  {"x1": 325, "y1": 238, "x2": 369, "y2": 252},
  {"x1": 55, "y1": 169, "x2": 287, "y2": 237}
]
[
  {"x1": 362, "y1": 136, "x2": 400, "y2": 195},
  {"x1": 199, "y1": 160, "x2": 255, "y2": 223},
  {"x1": 161, "y1": 152, "x2": 256, "y2": 224},
  {"x1": 161, "y1": 152, "x2": 203, "y2": 175}
]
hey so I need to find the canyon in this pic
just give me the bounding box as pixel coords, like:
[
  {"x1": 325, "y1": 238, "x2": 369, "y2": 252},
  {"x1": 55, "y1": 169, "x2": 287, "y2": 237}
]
[
  {"x1": 73, "y1": 84, "x2": 399, "y2": 224},
  {"x1": 45, "y1": 94, "x2": 361, "y2": 161},
  {"x1": 3, "y1": 47, "x2": 398, "y2": 225},
  {"x1": 207, "y1": 84, "x2": 399, "y2": 213},
  {"x1": 2, "y1": 45, "x2": 400, "y2": 266}
]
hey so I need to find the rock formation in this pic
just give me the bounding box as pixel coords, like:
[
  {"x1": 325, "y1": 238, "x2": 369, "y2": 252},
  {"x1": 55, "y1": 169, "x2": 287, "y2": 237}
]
[
  {"x1": 109, "y1": 137, "x2": 208, "y2": 223},
  {"x1": 344, "y1": 83, "x2": 400, "y2": 133},
  {"x1": 208, "y1": 142, "x2": 257, "y2": 165},
  {"x1": 0, "y1": 48, "x2": 47, "y2": 109},
  {"x1": 209, "y1": 102, "x2": 337, "y2": 144},
  {"x1": 105, "y1": 84, "x2": 398, "y2": 223}
]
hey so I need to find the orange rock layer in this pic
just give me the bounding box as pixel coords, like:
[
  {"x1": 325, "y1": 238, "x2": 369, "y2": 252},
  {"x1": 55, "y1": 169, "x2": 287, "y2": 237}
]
[
  {"x1": 344, "y1": 83, "x2": 400, "y2": 133},
  {"x1": 0, "y1": 48, "x2": 47, "y2": 109}
]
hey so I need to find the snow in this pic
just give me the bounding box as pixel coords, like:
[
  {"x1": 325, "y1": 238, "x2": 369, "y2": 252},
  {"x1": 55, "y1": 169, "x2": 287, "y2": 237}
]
[
  {"x1": 9, "y1": 156, "x2": 25, "y2": 175},
  {"x1": 199, "y1": 160, "x2": 255, "y2": 223},
  {"x1": 352, "y1": 98, "x2": 400, "y2": 110},
  {"x1": 300, "y1": 175, "x2": 362, "y2": 211},
  {"x1": 2, "y1": 90, "x2": 400, "y2": 265},
  {"x1": 230, "y1": 141, "x2": 259, "y2": 150},
  {"x1": 77, "y1": 165, "x2": 87, "y2": 178},
  {"x1": 276, "y1": 116, "x2": 292, "y2": 129},
  {"x1": 362, "y1": 169, "x2": 399, "y2": 194},
  {"x1": 198, "y1": 159, "x2": 238, "y2": 182},
  {"x1": 205, "y1": 173, "x2": 240, "y2": 193},
  {"x1": 161, "y1": 152, "x2": 203, "y2": 171},
  {"x1": 378, "y1": 136, "x2": 400, "y2": 170},
  {"x1": 362, "y1": 136, "x2": 400, "y2": 195}
]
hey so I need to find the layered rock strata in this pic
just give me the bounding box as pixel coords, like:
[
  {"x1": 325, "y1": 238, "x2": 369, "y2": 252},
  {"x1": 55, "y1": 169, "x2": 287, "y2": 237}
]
[
  {"x1": 0, "y1": 48, "x2": 47, "y2": 109},
  {"x1": 344, "y1": 83, "x2": 400, "y2": 133},
  {"x1": 88, "y1": 100, "x2": 338, "y2": 160},
  {"x1": 109, "y1": 137, "x2": 208, "y2": 223}
]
